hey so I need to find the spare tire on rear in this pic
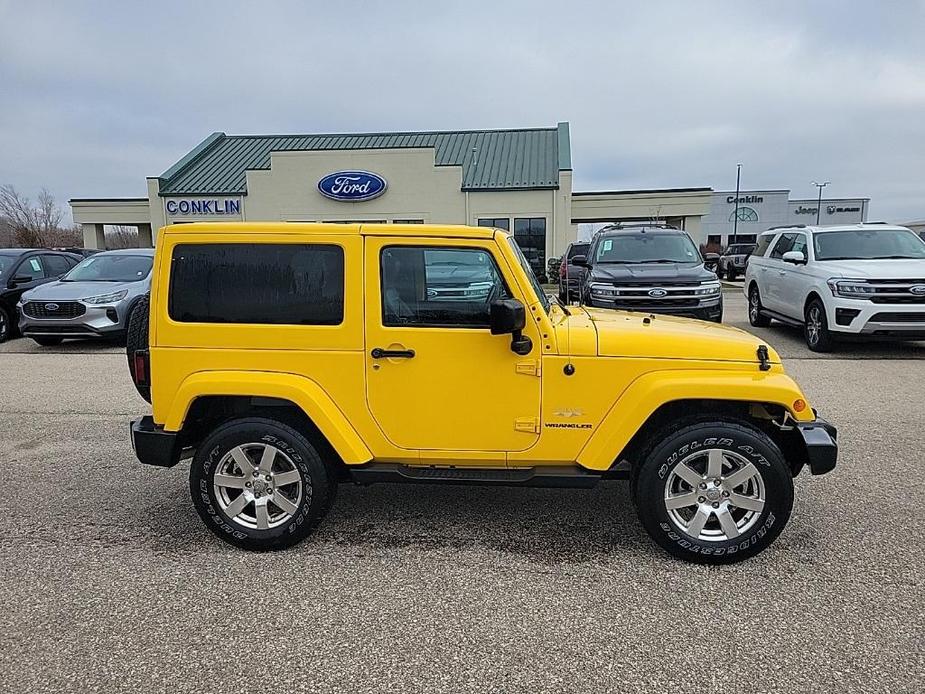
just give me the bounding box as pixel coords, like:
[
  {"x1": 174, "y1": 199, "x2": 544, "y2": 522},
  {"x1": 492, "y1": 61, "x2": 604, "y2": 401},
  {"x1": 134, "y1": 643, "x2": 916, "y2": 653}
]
[{"x1": 126, "y1": 294, "x2": 151, "y2": 403}]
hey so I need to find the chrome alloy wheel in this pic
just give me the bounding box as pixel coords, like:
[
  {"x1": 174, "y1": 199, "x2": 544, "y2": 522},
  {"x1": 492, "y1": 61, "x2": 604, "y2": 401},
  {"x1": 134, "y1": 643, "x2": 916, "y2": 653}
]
[
  {"x1": 806, "y1": 305, "x2": 823, "y2": 346},
  {"x1": 213, "y1": 442, "x2": 305, "y2": 530},
  {"x1": 664, "y1": 448, "x2": 766, "y2": 542}
]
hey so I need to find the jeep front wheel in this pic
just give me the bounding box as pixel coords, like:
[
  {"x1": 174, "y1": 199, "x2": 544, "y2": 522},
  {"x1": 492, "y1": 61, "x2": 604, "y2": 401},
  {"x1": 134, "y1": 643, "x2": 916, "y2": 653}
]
[
  {"x1": 634, "y1": 420, "x2": 793, "y2": 564},
  {"x1": 189, "y1": 417, "x2": 336, "y2": 550}
]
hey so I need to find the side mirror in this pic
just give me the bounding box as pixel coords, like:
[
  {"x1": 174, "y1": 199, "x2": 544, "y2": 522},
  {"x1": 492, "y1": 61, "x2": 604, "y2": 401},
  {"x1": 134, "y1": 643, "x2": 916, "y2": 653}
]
[
  {"x1": 490, "y1": 299, "x2": 532, "y2": 355},
  {"x1": 570, "y1": 254, "x2": 588, "y2": 267},
  {"x1": 11, "y1": 274, "x2": 33, "y2": 285},
  {"x1": 782, "y1": 250, "x2": 806, "y2": 265},
  {"x1": 704, "y1": 253, "x2": 720, "y2": 262}
]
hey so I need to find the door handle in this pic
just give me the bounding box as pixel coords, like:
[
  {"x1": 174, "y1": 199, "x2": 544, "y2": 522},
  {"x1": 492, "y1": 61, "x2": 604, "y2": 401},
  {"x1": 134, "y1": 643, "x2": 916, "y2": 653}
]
[
  {"x1": 371, "y1": 347, "x2": 415, "y2": 359},
  {"x1": 778, "y1": 271, "x2": 787, "y2": 276}
]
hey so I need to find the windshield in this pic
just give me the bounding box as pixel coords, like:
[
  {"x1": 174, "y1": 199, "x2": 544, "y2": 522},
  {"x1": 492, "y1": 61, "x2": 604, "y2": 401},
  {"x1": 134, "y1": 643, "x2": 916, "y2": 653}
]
[
  {"x1": 63, "y1": 254, "x2": 152, "y2": 282},
  {"x1": 594, "y1": 233, "x2": 701, "y2": 264},
  {"x1": 507, "y1": 236, "x2": 550, "y2": 313},
  {"x1": 0, "y1": 255, "x2": 15, "y2": 277},
  {"x1": 813, "y1": 230, "x2": 925, "y2": 261}
]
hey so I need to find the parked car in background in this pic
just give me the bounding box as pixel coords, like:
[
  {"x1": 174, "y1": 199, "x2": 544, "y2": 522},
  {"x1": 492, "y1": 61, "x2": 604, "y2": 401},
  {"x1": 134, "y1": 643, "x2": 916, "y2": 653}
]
[
  {"x1": 745, "y1": 223, "x2": 925, "y2": 351},
  {"x1": 577, "y1": 224, "x2": 723, "y2": 322},
  {"x1": 52, "y1": 247, "x2": 101, "y2": 258},
  {"x1": 0, "y1": 249, "x2": 81, "y2": 342},
  {"x1": 558, "y1": 241, "x2": 590, "y2": 302},
  {"x1": 18, "y1": 248, "x2": 154, "y2": 346},
  {"x1": 717, "y1": 243, "x2": 757, "y2": 281}
]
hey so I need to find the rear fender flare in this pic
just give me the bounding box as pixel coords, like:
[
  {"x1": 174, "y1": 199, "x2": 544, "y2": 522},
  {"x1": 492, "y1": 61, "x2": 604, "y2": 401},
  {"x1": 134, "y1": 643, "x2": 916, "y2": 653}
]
[{"x1": 165, "y1": 370, "x2": 373, "y2": 465}]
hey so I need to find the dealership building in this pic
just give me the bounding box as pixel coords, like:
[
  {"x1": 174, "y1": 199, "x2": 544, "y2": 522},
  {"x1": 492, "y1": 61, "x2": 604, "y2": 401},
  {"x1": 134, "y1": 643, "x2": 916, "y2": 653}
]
[
  {"x1": 699, "y1": 190, "x2": 869, "y2": 247},
  {"x1": 69, "y1": 122, "x2": 869, "y2": 272}
]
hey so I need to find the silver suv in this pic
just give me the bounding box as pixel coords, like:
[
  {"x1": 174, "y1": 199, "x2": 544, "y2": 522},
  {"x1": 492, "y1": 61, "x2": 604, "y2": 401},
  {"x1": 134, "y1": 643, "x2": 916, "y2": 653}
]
[{"x1": 18, "y1": 248, "x2": 154, "y2": 346}]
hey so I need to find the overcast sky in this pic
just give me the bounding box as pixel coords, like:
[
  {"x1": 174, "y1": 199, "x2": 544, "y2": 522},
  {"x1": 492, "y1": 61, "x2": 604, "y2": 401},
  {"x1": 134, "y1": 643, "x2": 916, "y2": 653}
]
[{"x1": 2, "y1": 1, "x2": 924, "y2": 223}]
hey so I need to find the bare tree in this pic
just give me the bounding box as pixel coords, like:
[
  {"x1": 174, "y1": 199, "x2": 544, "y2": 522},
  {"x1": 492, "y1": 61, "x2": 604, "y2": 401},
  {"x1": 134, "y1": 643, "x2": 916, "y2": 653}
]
[
  {"x1": 105, "y1": 225, "x2": 139, "y2": 249},
  {"x1": 0, "y1": 184, "x2": 64, "y2": 247}
]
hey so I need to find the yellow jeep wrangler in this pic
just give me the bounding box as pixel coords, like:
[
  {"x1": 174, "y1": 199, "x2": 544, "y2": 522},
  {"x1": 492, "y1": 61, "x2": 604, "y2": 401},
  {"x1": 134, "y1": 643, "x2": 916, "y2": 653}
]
[{"x1": 128, "y1": 222, "x2": 836, "y2": 564}]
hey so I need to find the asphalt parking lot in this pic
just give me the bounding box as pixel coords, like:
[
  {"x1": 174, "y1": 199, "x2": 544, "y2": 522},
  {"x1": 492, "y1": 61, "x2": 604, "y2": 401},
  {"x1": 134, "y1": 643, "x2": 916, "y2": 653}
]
[{"x1": 1, "y1": 291, "x2": 923, "y2": 693}]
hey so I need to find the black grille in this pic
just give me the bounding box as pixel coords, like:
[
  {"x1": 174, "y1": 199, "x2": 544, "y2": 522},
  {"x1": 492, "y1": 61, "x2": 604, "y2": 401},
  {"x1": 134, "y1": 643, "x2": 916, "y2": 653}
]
[
  {"x1": 23, "y1": 301, "x2": 86, "y2": 319},
  {"x1": 870, "y1": 295, "x2": 925, "y2": 304},
  {"x1": 614, "y1": 298, "x2": 700, "y2": 308},
  {"x1": 870, "y1": 312, "x2": 925, "y2": 323}
]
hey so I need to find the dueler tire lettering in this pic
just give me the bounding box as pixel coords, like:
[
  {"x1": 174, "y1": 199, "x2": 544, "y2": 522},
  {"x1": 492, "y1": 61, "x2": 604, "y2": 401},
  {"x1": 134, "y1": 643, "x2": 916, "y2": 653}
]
[{"x1": 634, "y1": 419, "x2": 793, "y2": 565}]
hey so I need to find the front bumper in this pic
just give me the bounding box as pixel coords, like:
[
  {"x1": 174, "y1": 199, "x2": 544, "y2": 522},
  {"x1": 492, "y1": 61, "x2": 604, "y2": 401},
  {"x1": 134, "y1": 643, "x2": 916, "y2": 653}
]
[
  {"x1": 18, "y1": 300, "x2": 132, "y2": 339},
  {"x1": 131, "y1": 416, "x2": 181, "y2": 468},
  {"x1": 826, "y1": 297, "x2": 925, "y2": 337},
  {"x1": 797, "y1": 416, "x2": 838, "y2": 475}
]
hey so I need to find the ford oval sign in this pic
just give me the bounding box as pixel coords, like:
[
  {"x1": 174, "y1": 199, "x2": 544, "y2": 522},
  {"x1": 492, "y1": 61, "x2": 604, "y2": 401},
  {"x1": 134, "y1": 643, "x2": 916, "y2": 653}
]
[
  {"x1": 317, "y1": 170, "x2": 387, "y2": 202},
  {"x1": 910, "y1": 285, "x2": 925, "y2": 296},
  {"x1": 648, "y1": 288, "x2": 668, "y2": 298}
]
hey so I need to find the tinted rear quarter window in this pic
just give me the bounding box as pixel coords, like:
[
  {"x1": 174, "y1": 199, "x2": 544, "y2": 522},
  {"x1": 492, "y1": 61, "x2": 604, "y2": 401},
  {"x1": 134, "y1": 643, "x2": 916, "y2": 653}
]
[
  {"x1": 169, "y1": 243, "x2": 344, "y2": 325},
  {"x1": 754, "y1": 234, "x2": 776, "y2": 258}
]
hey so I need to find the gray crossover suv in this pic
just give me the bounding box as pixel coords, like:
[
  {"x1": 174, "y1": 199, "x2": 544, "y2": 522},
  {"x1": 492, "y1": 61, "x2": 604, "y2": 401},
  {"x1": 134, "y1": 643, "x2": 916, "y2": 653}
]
[{"x1": 18, "y1": 248, "x2": 154, "y2": 346}]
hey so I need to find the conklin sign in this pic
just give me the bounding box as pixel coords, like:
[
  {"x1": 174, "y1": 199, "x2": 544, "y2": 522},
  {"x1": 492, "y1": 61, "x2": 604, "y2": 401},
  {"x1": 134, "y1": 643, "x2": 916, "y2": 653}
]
[{"x1": 165, "y1": 198, "x2": 242, "y2": 216}]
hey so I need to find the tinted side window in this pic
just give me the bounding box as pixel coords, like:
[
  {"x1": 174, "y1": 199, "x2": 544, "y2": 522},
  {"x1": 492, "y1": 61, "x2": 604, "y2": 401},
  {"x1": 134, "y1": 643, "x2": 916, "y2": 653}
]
[
  {"x1": 16, "y1": 255, "x2": 45, "y2": 279},
  {"x1": 42, "y1": 254, "x2": 73, "y2": 277},
  {"x1": 169, "y1": 244, "x2": 344, "y2": 325},
  {"x1": 769, "y1": 233, "x2": 796, "y2": 259},
  {"x1": 754, "y1": 234, "x2": 776, "y2": 257},
  {"x1": 567, "y1": 243, "x2": 589, "y2": 259},
  {"x1": 790, "y1": 234, "x2": 807, "y2": 257},
  {"x1": 380, "y1": 246, "x2": 509, "y2": 328}
]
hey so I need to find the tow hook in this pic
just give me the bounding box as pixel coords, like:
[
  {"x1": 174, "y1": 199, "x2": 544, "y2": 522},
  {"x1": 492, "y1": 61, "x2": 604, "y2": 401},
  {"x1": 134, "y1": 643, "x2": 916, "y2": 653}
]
[{"x1": 756, "y1": 344, "x2": 771, "y2": 371}]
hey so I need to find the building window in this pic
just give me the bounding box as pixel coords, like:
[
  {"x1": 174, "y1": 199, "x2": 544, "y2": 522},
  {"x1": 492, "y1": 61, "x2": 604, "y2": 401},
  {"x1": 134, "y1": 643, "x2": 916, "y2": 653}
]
[
  {"x1": 512, "y1": 217, "x2": 547, "y2": 279},
  {"x1": 707, "y1": 235, "x2": 721, "y2": 245},
  {"x1": 477, "y1": 218, "x2": 510, "y2": 231},
  {"x1": 169, "y1": 243, "x2": 344, "y2": 325},
  {"x1": 728, "y1": 206, "x2": 759, "y2": 223},
  {"x1": 392, "y1": 219, "x2": 424, "y2": 224},
  {"x1": 380, "y1": 246, "x2": 509, "y2": 328}
]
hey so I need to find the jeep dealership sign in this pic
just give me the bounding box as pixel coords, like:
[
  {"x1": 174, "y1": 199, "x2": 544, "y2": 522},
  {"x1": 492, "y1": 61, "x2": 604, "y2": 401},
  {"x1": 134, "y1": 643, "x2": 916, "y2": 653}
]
[{"x1": 318, "y1": 171, "x2": 387, "y2": 202}]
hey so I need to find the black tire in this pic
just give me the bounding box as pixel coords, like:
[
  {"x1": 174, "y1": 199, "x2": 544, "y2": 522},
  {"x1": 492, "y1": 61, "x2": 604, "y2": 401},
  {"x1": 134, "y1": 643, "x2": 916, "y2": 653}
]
[
  {"x1": 190, "y1": 417, "x2": 336, "y2": 551},
  {"x1": 0, "y1": 305, "x2": 12, "y2": 343},
  {"x1": 634, "y1": 419, "x2": 794, "y2": 564},
  {"x1": 804, "y1": 298, "x2": 834, "y2": 352},
  {"x1": 726, "y1": 267, "x2": 737, "y2": 281},
  {"x1": 32, "y1": 337, "x2": 63, "y2": 347},
  {"x1": 125, "y1": 295, "x2": 150, "y2": 402},
  {"x1": 748, "y1": 285, "x2": 772, "y2": 327}
]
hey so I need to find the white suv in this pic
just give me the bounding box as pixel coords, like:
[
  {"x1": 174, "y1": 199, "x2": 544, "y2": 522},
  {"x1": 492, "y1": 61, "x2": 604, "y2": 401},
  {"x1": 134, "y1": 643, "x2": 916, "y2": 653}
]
[{"x1": 743, "y1": 223, "x2": 925, "y2": 351}]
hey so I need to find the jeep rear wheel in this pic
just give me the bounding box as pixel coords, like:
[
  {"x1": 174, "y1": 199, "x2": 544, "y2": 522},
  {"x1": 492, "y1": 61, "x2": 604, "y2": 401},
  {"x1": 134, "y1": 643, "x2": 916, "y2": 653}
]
[
  {"x1": 634, "y1": 420, "x2": 793, "y2": 564},
  {"x1": 189, "y1": 417, "x2": 336, "y2": 551}
]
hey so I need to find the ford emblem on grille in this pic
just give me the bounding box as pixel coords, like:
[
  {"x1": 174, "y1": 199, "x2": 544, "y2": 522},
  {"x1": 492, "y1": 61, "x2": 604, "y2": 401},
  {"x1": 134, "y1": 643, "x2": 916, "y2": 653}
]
[
  {"x1": 44, "y1": 303, "x2": 60, "y2": 311},
  {"x1": 910, "y1": 285, "x2": 925, "y2": 296},
  {"x1": 648, "y1": 288, "x2": 668, "y2": 298}
]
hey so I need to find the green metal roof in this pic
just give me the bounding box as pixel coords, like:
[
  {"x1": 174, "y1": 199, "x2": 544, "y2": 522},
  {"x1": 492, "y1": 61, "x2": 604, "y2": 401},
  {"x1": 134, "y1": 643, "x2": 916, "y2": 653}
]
[{"x1": 158, "y1": 123, "x2": 570, "y2": 195}]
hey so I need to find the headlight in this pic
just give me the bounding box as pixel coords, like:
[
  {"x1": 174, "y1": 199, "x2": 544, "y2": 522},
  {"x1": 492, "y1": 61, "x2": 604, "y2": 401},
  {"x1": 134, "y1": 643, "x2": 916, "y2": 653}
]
[
  {"x1": 827, "y1": 279, "x2": 874, "y2": 298},
  {"x1": 590, "y1": 283, "x2": 617, "y2": 296},
  {"x1": 694, "y1": 281, "x2": 722, "y2": 296},
  {"x1": 82, "y1": 290, "x2": 128, "y2": 304},
  {"x1": 463, "y1": 282, "x2": 493, "y2": 297}
]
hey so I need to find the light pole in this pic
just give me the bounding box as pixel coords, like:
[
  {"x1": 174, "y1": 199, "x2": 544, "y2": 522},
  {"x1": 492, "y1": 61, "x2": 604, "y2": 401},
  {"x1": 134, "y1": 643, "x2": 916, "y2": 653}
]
[
  {"x1": 732, "y1": 163, "x2": 742, "y2": 244},
  {"x1": 812, "y1": 180, "x2": 830, "y2": 225}
]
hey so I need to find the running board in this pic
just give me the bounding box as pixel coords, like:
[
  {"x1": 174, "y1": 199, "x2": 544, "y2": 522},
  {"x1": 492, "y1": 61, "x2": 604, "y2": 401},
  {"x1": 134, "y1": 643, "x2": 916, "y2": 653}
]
[
  {"x1": 761, "y1": 308, "x2": 803, "y2": 327},
  {"x1": 349, "y1": 464, "x2": 604, "y2": 488}
]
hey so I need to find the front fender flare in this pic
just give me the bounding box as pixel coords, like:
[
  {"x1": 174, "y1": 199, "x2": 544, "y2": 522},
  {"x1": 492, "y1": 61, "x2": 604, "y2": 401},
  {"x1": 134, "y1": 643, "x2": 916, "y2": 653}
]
[
  {"x1": 576, "y1": 369, "x2": 813, "y2": 471},
  {"x1": 164, "y1": 370, "x2": 373, "y2": 465}
]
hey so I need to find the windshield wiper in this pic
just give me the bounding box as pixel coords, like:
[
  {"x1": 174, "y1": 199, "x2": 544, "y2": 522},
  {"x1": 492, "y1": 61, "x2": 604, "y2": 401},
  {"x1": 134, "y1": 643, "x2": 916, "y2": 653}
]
[
  {"x1": 633, "y1": 259, "x2": 677, "y2": 264},
  {"x1": 869, "y1": 255, "x2": 922, "y2": 260}
]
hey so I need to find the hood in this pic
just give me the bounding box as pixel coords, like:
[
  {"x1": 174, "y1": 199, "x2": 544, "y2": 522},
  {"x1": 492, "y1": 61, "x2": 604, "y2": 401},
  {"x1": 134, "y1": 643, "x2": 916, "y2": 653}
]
[
  {"x1": 590, "y1": 261, "x2": 716, "y2": 283},
  {"x1": 571, "y1": 307, "x2": 778, "y2": 364},
  {"x1": 21, "y1": 279, "x2": 145, "y2": 302},
  {"x1": 815, "y1": 258, "x2": 925, "y2": 279}
]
